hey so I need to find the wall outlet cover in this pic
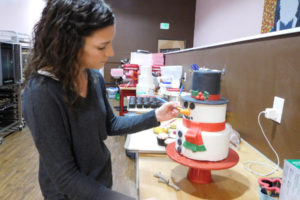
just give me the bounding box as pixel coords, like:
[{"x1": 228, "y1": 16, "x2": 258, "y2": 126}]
[{"x1": 273, "y1": 96, "x2": 285, "y2": 123}]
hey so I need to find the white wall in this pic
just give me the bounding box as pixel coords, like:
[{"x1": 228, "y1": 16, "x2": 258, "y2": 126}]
[
  {"x1": 194, "y1": 0, "x2": 265, "y2": 47},
  {"x1": 0, "y1": 0, "x2": 45, "y2": 37}
]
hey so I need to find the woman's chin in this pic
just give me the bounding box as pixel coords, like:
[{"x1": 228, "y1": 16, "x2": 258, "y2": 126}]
[
  {"x1": 86, "y1": 65, "x2": 104, "y2": 70},
  {"x1": 97, "y1": 64, "x2": 105, "y2": 69}
]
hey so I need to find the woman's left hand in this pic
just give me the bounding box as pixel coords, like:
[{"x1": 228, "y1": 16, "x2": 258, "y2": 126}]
[{"x1": 155, "y1": 101, "x2": 180, "y2": 122}]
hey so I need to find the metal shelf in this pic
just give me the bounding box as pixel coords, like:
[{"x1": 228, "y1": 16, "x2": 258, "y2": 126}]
[
  {"x1": 0, "y1": 120, "x2": 24, "y2": 137},
  {"x1": 0, "y1": 103, "x2": 16, "y2": 111},
  {"x1": 0, "y1": 83, "x2": 23, "y2": 140},
  {"x1": 0, "y1": 30, "x2": 32, "y2": 48},
  {"x1": 0, "y1": 30, "x2": 29, "y2": 142}
]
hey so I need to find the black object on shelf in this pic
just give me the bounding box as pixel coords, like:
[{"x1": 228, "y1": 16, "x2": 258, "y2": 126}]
[
  {"x1": 150, "y1": 102, "x2": 158, "y2": 108},
  {"x1": 136, "y1": 102, "x2": 143, "y2": 108},
  {"x1": 126, "y1": 96, "x2": 164, "y2": 110},
  {"x1": 136, "y1": 97, "x2": 143, "y2": 108},
  {"x1": 129, "y1": 96, "x2": 136, "y2": 108},
  {"x1": 143, "y1": 102, "x2": 150, "y2": 108}
]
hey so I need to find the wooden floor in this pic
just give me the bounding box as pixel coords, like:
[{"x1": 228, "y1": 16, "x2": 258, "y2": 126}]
[
  {"x1": 0, "y1": 128, "x2": 42, "y2": 200},
  {"x1": 0, "y1": 101, "x2": 137, "y2": 199}
]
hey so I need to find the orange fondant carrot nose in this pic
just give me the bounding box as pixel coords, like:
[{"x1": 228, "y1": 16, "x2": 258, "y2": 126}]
[{"x1": 176, "y1": 107, "x2": 190, "y2": 116}]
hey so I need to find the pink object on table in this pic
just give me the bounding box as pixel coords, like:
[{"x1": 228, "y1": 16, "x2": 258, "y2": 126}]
[
  {"x1": 258, "y1": 177, "x2": 281, "y2": 194},
  {"x1": 110, "y1": 68, "x2": 123, "y2": 78}
]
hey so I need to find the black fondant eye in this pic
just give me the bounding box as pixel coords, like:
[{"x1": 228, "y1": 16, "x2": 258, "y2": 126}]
[
  {"x1": 189, "y1": 103, "x2": 195, "y2": 110},
  {"x1": 183, "y1": 101, "x2": 188, "y2": 108},
  {"x1": 177, "y1": 139, "x2": 182, "y2": 145},
  {"x1": 178, "y1": 130, "x2": 182, "y2": 137},
  {"x1": 177, "y1": 146, "x2": 182, "y2": 153}
]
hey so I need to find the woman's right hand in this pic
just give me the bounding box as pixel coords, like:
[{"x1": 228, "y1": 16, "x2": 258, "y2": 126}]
[{"x1": 155, "y1": 101, "x2": 180, "y2": 122}]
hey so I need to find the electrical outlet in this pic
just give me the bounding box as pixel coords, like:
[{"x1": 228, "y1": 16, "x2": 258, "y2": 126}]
[{"x1": 272, "y1": 96, "x2": 285, "y2": 123}]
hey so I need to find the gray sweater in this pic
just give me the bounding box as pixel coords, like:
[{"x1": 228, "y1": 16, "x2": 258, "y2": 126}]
[{"x1": 22, "y1": 69, "x2": 160, "y2": 200}]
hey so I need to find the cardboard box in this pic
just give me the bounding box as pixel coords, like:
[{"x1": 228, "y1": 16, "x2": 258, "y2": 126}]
[{"x1": 279, "y1": 159, "x2": 300, "y2": 200}]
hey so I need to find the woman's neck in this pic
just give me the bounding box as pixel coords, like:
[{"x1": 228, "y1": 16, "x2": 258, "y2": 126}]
[
  {"x1": 76, "y1": 69, "x2": 88, "y2": 98},
  {"x1": 40, "y1": 66, "x2": 88, "y2": 97}
]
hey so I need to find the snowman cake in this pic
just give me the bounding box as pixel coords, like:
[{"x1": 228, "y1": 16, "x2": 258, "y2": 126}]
[{"x1": 176, "y1": 69, "x2": 230, "y2": 161}]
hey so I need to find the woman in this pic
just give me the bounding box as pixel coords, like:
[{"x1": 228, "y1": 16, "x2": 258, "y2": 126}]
[{"x1": 22, "y1": 0, "x2": 179, "y2": 199}]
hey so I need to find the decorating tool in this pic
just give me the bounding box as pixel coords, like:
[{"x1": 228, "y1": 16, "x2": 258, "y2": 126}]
[
  {"x1": 190, "y1": 64, "x2": 199, "y2": 71},
  {"x1": 162, "y1": 119, "x2": 177, "y2": 128},
  {"x1": 155, "y1": 97, "x2": 191, "y2": 116},
  {"x1": 179, "y1": 85, "x2": 184, "y2": 97},
  {"x1": 154, "y1": 172, "x2": 180, "y2": 191}
]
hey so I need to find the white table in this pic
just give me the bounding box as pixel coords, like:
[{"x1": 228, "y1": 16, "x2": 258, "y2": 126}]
[{"x1": 124, "y1": 128, "x2": 166, "y2": 153}]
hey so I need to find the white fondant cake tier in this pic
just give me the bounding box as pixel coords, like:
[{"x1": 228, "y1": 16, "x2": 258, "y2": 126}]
[
  {"x1": 175, "y1": 123, "x2": 230, "y2": 161},
  {"x1": 183, "y1": 101, "x2": 227, "y2": 123}
]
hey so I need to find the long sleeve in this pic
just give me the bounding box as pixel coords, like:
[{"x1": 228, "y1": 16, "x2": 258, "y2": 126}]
[
  {"x1": 95, "y1": 71, "x2": 160, "y2": 136},
  {"x1": 22, "y1": 82, "x2": 134, "y2": 200}
]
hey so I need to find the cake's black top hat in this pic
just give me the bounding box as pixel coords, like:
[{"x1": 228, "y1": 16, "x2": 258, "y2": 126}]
[
  {"x1": 192, "y1": 70, "x2": 221, "y2": 95},
  {"x1": 181, "y1": 69, "x2": 229, "y2": 105}
]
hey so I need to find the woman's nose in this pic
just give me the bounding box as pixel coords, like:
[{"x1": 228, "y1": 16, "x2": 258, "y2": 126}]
[{"x1": 105, "y1": 44, "x2": 114, "y2": 57}]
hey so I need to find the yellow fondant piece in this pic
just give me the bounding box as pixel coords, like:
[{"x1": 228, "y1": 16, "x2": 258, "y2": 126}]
[
  {"x1": 169, "y1": 123, "x2": 177, "y2": 129},
  {"x1": 153, "y1": 127, "x2": 169, "y2": 134}
]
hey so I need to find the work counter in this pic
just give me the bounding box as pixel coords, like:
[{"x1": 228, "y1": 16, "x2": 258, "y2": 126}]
[{"x1": 125, "y1": 127, "x2": 282, "y2": 200}]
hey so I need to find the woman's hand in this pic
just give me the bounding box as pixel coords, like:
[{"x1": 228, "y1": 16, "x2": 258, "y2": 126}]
[{"x1": 155, "y1": 101, "x2": 180, "y2": 122}]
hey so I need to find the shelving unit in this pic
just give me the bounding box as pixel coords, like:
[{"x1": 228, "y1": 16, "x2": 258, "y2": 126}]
[
  {"x1": 0, "y1": 30, "x2": 31, "y2": 143},
  {"x1": 0, "y1": 30, "x2": 31, "y2": 48},
  {"x1": 0, "y1": 84, "x2": 24, "y2": 141}
]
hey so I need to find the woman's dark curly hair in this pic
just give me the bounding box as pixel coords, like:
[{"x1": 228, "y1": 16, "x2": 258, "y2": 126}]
[{"x1": 26, "y1": 0, "x2": 115, "y2": 105}]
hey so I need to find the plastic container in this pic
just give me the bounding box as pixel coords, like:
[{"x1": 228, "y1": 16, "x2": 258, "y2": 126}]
[
  {"x1": 161, "y1": 81, "x2": 172, "y2": 89},
  {"x1": 161, "y1": 65, "x2": 182, "y2": 88},
  {"x1": 106, "y1": 87, "x2": 119, "y2": 98},
  {"x1": 161, "y1": 65, "x2": 182, "y2": 81}
]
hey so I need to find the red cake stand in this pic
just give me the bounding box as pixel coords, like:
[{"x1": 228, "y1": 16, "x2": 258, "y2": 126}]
[{"x1": 166, "y1": 142, "x2": 239, "y2": 184}]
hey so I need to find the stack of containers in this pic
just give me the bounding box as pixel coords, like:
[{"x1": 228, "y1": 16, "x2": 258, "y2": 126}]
[{"x1": 136, "y1": 65, "x2": 155, "y2": 96}]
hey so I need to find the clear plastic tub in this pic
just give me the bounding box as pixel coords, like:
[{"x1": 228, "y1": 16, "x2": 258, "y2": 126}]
[
  {"x1": 106, "y1": 87, "x2": 119, "y2": 98},
  {"x1": 161, "y1": 66, "x2": 182, "y2": 88},
  {"x1": 160, "y1": 65, "x2": 182, "y2": 81}
]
